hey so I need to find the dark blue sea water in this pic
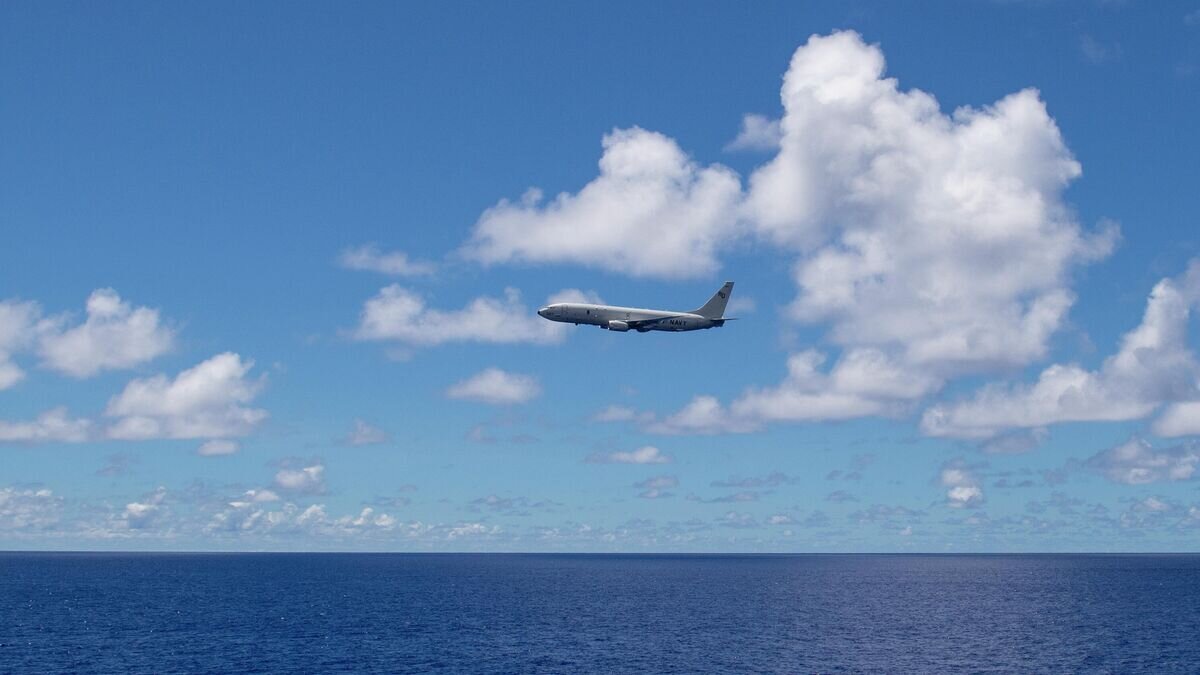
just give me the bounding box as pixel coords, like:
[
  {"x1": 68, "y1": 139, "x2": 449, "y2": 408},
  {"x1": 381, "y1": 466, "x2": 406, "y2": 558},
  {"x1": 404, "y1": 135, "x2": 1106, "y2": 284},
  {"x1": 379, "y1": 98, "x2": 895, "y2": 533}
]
[{"x1": 1, "y1": 553, "x2": 1198, "y2": 673}]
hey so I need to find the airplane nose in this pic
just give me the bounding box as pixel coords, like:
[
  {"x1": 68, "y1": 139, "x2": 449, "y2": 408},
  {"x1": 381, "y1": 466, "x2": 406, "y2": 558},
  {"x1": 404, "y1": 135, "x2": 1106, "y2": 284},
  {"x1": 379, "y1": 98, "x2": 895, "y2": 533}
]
[{"x1": 537, "y1": 307, "x2": 548, "y2": 318}]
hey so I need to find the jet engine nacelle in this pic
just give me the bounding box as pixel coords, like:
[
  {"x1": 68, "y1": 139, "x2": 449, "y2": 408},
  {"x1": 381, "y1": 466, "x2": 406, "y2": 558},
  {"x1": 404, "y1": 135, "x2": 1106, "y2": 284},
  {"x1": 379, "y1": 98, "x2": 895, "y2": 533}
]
[{"x1": 607, "y1": 320, "x2": 630, "y2": 332}]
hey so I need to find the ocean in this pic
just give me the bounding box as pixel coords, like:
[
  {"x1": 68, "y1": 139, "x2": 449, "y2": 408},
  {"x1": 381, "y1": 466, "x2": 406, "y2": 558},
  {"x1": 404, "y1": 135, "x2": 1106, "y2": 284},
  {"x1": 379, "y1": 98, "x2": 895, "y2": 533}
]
[{"x1": 1, "y1": 553, "x2": 1198, "y2": 673}]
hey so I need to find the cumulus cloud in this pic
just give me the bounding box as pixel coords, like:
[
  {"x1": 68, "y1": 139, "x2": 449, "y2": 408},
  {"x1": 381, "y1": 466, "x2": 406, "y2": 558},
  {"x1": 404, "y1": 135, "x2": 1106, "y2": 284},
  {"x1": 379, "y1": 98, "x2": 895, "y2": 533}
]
[
  {"x1": 940, "y1": 461, "x2": 984, "y2": 509},
  {"x1": 1118, "y1": 496, "x2": 1180, "y2": 530},
  {"x1": 749, "y1": 32, "x2": 1113, "y2": 380},
  {"x1": 586, "y1": 445, "x2": 672, "y2": 464},
  {"x1": 338, "y1": 244, "x2": 435, "y2": 276},
  {"x1": 591, "y1": 404, "x2": 652, "y2": 424},
  {"x1": 634, "y1": 475, "x2": 678, "y2": 499},
  {"x1": 207, "y1": 498, "x2": 400, "y2": 536},
  {"x1": 732, "y1": 348, "x2": 939, "y2": 424},
  {"x1": 647, "y1": 348, "x2": 939, "y2": 434},
  {"x1": 274, "y1": 464, "x2": 326, "y2": 494},
  {"x1": 923, "y1": 263, "x2": 1200, "y2": 439},
  {"x1": 37, "y1": 289, "x2": 174, "y2": 378},
  {"x1": 197, "y1": 439, "x2": 239, "y2": 456},
  {"x1": 353, "y1": 285, "x2": 580, "y2": 347},
  {"x1": 122, "y1": 487, "x2": 167, "y2": 529},
  {"x1": 719, "y1": 511, "x2": 758, "y2": 529},
  {"x1": 0, "y1": 407, "x2": 91, "y2": 444},
  {"x1": 447, "y1": 522, "x2": 499, "y2": 540},
  {"x1": 1153, "y1": 401, "x2": 1200, "y2": 438},
  {"x1": 241, "y1": 489, "x2": 281, "y2": 503},
  {"x1": 105, "y1": 353, "x2": 267, "y2": 440},
  {"x1": 463, "y1": 127, "x2": 742, "y2": 279},
  {"x1": 1086, "y1": 438, "x2": 1199, "y2": 485},
  {"x1": 344, "y1": 419, "x2": 390, "y2": 446},
  {"x1": 446, "y1": 368, "x2": 541, "y2": 405},
  {"x1": 0, "y1": 487, "x2": 63, "y2": 530},
  {"x1": 644, "y1": 395, "x2": 756, "y2": 435},
  {"x1": 726, "y1": 113, "x2": 782, "y2": 152},
  {"x1": 457, "y1": 30, "x2": 1119, "y2": 434},
  {"x1": 0, "y1": 299, "x2": 41, "y2": 390},
  {"x1": 0, "y1": 290, "x2": 173, "y2": 387}
]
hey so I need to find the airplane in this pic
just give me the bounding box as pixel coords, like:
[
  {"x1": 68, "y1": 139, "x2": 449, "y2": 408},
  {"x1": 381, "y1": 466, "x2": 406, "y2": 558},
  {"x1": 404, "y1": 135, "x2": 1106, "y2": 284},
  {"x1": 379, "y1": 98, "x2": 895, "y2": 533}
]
[{"x1": 537, "y1": 282, "x2": 735, "y2": 332}]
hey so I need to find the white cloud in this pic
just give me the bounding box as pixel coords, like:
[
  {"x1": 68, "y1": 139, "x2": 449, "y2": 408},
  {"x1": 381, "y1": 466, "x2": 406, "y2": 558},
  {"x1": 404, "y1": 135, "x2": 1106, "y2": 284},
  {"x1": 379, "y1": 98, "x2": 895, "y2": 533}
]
[
  {"x1": 344, "y1": 419, "x2": 390, "y2": 446},
  {"x1": 733, "y1": 349, "x2": 938, "y2": 422},
  {"x1": 719, "y1": 511, "x2": 758, "y2": 529},
  {"x1": 1, "y1": 290, "x2": 173, "y2": 387},
  {"x1": 1154, "y1": 401, "x2": 1200, "y2": 437},
  {"x1": 241, "y1": 489, "x2": 280, "y2": 503},
  {"x1": 1119, "y1": 496, "x2": 1181, "y2": 529},
  {"x1": 463, "y1": 127, "x2": 742, "y2": 279},
  {"x1": 197, "y1": 439, "x2": 239, "y2": 456},
  {"x1": 645, "y1": 395, "x2": 756, "y2": 436},
  {"x1": 940, "y1": 461, "x2": 984, "y2": 509},
  {"x1": 122, "y1": 487, "x2": 167, "y2": 529},
  {"x1": 335, "y1": 507, "x2": 398, "y2": 530},
  {"x1": 726, "y1": 113, "x2": 782, "y2": 152},
  {"x1": 353, "y1": 285, "x2": 575, "y2": 347},
  {"x1": 0, "y1": 299, "x2": 41, "y2": 390},
  {"x1": 923, "y1": 264, "x2": 1200, "y2": 439},
  {"x1": 591, "y1": 405, "x2": 642, "y2": 423},
  {"x1": 37, "y1": 289, "x2": 174, "y2": 378},
  {"x1": 634, "y1": 475, "x2": 678, "y2": 499},
  {"x1": 455, "y1": 31, "x2": 1119, "y2": 435},
  {"x1": 274, "y1": 464, "x2": 326, "y2": 494},
  {"x1": 1086, "y1": 438, "x2": 1199, "y2": 485},
  {"x1": 632, "y1": 29, "x2": 1123, "y2": 434},
  {"x1": 586, "y1": 445, "x2": 672, "y2": 464},
  {"x1": 105, "y1": 352, "x2": 268, "y2": 440},
  {"x1": 750, "y1": 31, "x2": 1114, "y2": 379},
  {"x1": 0, "y1": 407, "x2": 91, "y2": 444},
  {"x1": 446, "y1": 368, "x2": 540, "y2": 405},
  {"x1": 338, "y1": 244, "x2": 435, "y2": 276},
  {"x1": 0, "y1": 487, "x2": 62, "y2": 530},
  {"x1": 207, "y1": 497, "x2": 400, "y2": 536},
  {"x1": 647, "y1": 348, "x2": 939, "y2": 434},
  {"x1": 447, "y1": 522, "x2": 499, "y2": 540},
  {"x1": 0, "y1": 361, "x2": 22, "y2": 391}
]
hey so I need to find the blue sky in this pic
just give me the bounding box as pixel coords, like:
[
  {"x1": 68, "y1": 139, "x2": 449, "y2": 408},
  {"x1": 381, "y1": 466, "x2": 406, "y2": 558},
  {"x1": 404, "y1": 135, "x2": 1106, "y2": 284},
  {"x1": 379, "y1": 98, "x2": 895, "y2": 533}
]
[{"x1": 3, "y1": 1, "x2": 1200, "y2": 551}]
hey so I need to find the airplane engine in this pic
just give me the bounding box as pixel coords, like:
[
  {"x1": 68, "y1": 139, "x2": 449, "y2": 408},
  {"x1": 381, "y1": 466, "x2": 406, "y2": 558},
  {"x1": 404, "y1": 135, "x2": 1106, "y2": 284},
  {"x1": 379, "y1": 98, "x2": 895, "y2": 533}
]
[{"x1": 607, "y1": 320, "x2": 630, "y2": 332}]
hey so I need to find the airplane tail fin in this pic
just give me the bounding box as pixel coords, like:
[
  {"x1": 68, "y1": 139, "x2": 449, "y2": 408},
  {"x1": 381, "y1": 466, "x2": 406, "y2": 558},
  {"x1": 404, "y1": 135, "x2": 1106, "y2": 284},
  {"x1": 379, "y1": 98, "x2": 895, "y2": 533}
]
[{"x1": 692, "y1": 281, "x2": 734, "y2": 319}]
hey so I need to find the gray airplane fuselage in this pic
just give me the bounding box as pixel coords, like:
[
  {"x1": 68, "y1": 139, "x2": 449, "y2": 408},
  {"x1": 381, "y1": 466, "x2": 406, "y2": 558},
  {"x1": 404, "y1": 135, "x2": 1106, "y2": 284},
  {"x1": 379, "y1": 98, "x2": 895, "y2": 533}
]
[
  {"x1": 537, "y1": 303, "x2": 719, "y2": 332},
  {"x1": 537, "y1": 281, "x2": 735, "y2": 333}
]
